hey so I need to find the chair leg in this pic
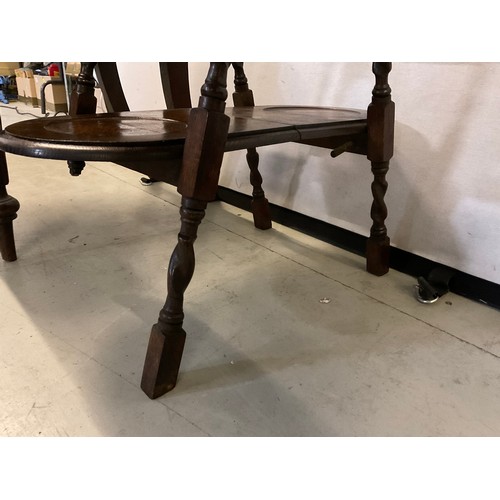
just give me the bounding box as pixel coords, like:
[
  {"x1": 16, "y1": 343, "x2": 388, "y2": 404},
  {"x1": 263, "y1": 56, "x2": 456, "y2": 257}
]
[
  {"x1": 0, "y1": 152, "x2": 20, "y2": 262},
  {"x1": 366, "y1": 62, "x2": 394, "y2": 276},
  {"x1": 141, "y1": 197, "x2": 207, "y2": 399},
  {"x1": 247, "y1": 147, "x2": 272, "y2": 230},
  {"x1": 231, "y1": 63, "x2": 272, "y2": 230},
  {"x1": 142, "y1": 63, "x2": 230, "y2": 398},
  {"x1": 366, "y1": 160, "x2": 390, "y2": 275},
  {"x1": 0, "y1": 216, "x2": 18, "y2": 262}
]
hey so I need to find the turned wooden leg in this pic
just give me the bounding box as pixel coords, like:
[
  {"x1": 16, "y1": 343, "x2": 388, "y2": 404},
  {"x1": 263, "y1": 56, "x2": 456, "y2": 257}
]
[
  {"x1": 232, "y1": 63, "x2": 272, "y2": 230},
  {"x1": 366, "y1": 160, "x2": 390, "y2": 275},
  {"x1": 247, "y1": 147, "x2": 272, "y2": 229},
  {"x1": 141, "y1": 197, "x2": 207, "y2": 399},
  {"x1": 0, "y1": 151, "x2": 20, "y2": 262},
  {"x1": 366, "y1": 62, "x2": 394, "y2": 276},
  {"x1": 141, "y1": 63, "x2": 230, "y2": 398}
]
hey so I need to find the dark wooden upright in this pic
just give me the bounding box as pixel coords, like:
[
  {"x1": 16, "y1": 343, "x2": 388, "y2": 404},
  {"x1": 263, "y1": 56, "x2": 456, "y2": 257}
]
[
  {"x1": 69, "y1": 62, "x2": 98, "y2": 116},
  {"x1": 366, "y1": 62, "x2": 394, "y2": 276},
  {"x1": 68, "y1": 62, "x2": 98, "y2": 176},
  {"x1": 0, "y1": 115, "x2": 20, "y2": 262},
  {"x1": 141, "y1": 63, "x2": 231, "y2": 399},
  {"x1": 160, "y1": 63, "x2": 192, "y2": 109},
  {"x1": 232, "y1": 62, "x2": 272, "y2": 230}
]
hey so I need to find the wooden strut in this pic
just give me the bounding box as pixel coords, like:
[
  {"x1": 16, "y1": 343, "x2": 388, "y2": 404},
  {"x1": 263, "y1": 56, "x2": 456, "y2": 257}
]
[
  {"x1": 141, "y1": 63, "x2": 232, "y2": 399},
  {"x1": 231, "y1": 63, "x2": 272, "y2": 230},
  {"x1": 0, "y1": 115, "x2": 20, "y2": 262},
  {"x1": 366, "y1": 62, "x2": 394, "y2": 276}
]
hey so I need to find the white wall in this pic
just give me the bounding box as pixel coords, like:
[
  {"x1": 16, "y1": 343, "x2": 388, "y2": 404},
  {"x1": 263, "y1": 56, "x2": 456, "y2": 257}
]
[{"x1": 116, "y1": 62, "x2": 500, "y2": 286}]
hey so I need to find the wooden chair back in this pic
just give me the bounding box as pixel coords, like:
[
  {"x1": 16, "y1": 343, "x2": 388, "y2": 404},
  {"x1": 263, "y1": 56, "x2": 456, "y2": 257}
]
[{"x1": 95, "y1": 62, "x2": 191, "y2": 112}]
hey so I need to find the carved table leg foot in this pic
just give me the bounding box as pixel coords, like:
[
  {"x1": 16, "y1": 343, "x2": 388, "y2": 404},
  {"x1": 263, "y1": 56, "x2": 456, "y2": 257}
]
[
  {"x1": 366, "y1": 236, "x2": 390, "y2": 276},
  {"x1": 141, "y1": 323, "x2": 186, "y2": 399},
  {"x1": 247, "y1": 147, "x2": 272, "y2": 230},
  {"x1": 0, "y1": 214, "x2": 19, "y2": 262},
  {"x1": 68, "y1": 161, "x2": 85, "y2": 176},
  {"x1": 141, "y1": 197, "x2": 207, "y2": 399}
]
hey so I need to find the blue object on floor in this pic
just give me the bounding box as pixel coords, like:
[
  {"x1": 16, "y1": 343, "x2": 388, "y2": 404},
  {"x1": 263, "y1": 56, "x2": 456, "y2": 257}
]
[{"x1": 0, "y1": 75, "x2": 15, "y2": 103}]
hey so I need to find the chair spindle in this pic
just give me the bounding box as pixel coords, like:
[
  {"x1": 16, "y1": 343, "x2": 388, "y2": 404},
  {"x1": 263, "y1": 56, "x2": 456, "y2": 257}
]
[{"x1": 232, "y1": 62, "x2": 272, "y2": 230}]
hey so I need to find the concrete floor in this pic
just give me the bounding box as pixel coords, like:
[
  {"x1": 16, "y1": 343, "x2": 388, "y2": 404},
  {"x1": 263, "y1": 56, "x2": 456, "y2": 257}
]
[{"x1": 1, "y1": 102, "x2": 500, "y2": 437}]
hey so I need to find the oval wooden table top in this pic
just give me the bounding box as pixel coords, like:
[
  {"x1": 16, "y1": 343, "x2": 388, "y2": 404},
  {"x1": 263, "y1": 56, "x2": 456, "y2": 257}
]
[{"x1": 0, "y1": 106, "x2": 367, "y2": 162}]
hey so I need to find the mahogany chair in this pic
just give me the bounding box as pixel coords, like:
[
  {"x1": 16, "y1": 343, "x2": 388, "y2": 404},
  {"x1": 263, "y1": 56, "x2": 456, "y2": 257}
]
[
  {"x1": 0, "y1": 62, "x2": 394, "y2": 399},
  {"x1": 67, "y1": 62, "x2": 273, "y2": 224},
  {"x1": 66, "y1": 62, "x2": 192, "y2": 183}
]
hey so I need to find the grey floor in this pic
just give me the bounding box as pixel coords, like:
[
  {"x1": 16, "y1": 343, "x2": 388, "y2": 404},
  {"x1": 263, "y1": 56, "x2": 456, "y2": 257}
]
[{"x1": 1, "y1": 102, "x2": 500, "y2": 437}]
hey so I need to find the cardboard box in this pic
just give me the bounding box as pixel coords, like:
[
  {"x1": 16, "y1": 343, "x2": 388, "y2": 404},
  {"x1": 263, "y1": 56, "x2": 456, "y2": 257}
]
[
  {"x1": 14, "y1": 67, "x2": 36, "y2": 104},
  {"x1": 65, "y1": 62, "x2": 81, "y2": 78},
  {"x1": 34, "y1": 75, "x2": 68, "y2": 112},
  {"x1": 0, "y1": 62, "x2": 21, "y2": 75},
  {"x1": 15, "y1": 69, "x2": 38, "y2": 106},
  {"x1": 14, "y1": 75, "x2": 25, "y2": 96},
  {"x1": 14, "y1": 68, "x2": 34, "y2": 78}
]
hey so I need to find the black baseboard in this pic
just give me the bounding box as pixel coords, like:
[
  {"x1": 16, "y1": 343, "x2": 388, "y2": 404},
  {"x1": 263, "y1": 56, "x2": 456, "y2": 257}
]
[{"x1": 216, "y1": 186, "x2": 500, "y2": 310}]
